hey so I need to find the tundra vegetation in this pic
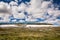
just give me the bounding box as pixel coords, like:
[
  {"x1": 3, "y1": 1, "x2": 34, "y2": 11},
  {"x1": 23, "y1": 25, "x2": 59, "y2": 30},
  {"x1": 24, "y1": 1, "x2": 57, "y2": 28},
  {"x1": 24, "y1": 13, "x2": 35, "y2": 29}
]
[{"x1": 0, "y1": 26, "x2": 60, "y2": 40}]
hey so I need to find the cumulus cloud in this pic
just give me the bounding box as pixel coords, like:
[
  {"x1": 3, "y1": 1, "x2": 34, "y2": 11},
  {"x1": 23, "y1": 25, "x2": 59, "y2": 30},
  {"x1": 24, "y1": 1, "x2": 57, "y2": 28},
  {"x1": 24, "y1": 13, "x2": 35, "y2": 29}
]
[
  {"x1": 0, "y1": 0, "x2": 60, "y2": 26},
  {"x1": 0, "y1": 2, "x2": 11, "y2": 22},
  {"x1": 26, "y1": 0, "x2": 60, "y2": 25}
]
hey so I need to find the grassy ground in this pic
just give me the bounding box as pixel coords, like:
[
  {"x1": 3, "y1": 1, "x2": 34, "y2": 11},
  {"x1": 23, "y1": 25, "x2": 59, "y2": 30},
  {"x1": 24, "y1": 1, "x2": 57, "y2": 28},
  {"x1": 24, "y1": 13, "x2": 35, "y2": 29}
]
[{"x1": 0, "y1": 27, "x2": 60, "y2": 40}]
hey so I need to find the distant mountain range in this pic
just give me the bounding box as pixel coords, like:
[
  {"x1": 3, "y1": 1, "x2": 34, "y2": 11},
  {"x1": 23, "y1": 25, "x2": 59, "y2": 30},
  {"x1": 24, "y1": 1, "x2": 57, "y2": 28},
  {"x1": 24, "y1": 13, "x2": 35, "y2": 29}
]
[{"x1": 0, "y1": 22, "x2": 52, "y2": 25}]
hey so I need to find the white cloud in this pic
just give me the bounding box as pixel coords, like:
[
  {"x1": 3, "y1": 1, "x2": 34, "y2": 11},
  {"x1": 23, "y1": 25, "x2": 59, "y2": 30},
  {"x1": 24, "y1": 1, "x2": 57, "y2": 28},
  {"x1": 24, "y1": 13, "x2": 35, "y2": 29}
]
[
  {"x1": 9, "y1": 1, "x2": 18, "y2": 6},
  {"x1": 41, "y1": 1, "x2": 52, "y2": 8},
  {"x1": 10, "y1": 3, "x2": 26, "y2": 19},
  {"x1": 0, "y1": 0, "x2": 60, "y2": 26},
  {"x1": 0, "y1": 2, "x2": 11, "y2": 22},
  {"x1": 26, "y1": 0, "x2": 60, "y2": 25},
  {"x1": 18, "y1": 3, "x2": 27, "y2": 11},
  {"x1": 26, "y1": 0, "x2": 52, "y2": 19},
  {"x1": 26, "y1": 0, "x2": 51, "y2": 20}
]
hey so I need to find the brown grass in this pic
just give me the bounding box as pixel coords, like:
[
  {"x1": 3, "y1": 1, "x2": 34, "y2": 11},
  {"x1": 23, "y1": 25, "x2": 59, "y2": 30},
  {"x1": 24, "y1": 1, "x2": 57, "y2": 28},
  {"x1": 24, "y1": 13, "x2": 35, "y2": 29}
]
[{"x1": 0, "y1": 27, "x2": 60, "y2": 40}]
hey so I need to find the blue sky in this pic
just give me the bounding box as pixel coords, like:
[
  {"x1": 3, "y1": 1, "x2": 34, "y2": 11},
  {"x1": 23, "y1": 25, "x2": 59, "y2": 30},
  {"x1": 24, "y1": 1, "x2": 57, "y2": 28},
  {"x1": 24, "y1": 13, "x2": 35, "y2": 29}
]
[
  {"x1": 0, "y1": 0, "x2": 60, "y2": 26},
  {"x1": 0, "y1": 0, "x2": 60, "y2": 5}
]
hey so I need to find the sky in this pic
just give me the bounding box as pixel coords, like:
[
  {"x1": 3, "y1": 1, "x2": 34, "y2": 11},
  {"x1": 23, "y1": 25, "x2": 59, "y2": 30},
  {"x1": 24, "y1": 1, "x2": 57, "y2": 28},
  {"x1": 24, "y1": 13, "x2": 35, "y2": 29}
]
[{"x1": 0, "y1": 0, "x2": 60, "y2": 26}]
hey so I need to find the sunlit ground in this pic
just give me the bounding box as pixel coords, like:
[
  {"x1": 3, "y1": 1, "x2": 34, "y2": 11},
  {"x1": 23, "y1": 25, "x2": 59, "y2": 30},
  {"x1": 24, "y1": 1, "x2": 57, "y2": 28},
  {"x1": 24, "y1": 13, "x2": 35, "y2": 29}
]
[{"x1": 0, "y1": 25, "x2": 60, "y2": 40}]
